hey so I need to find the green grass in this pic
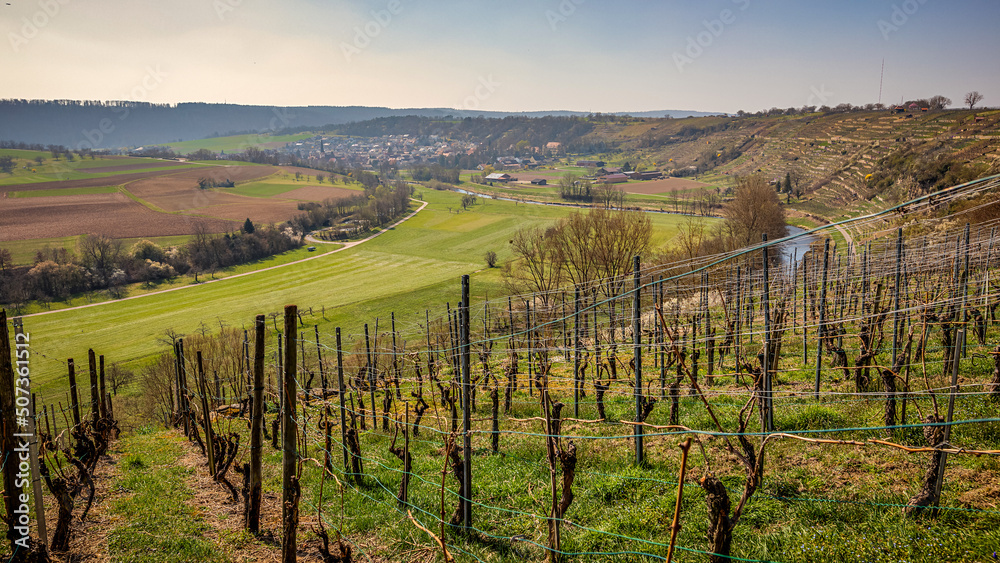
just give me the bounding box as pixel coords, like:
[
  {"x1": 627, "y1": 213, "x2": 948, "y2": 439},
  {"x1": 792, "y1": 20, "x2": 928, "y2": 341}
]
[
  {"x1": 106, "y1": 429, "x2": 227, "y2": 562},
  {"x1": 9, "y1": 185, "x2": 119, "y2": 198},
  {"x1": 19, "y1": 189, "x2": 694, "y2": 399},
  {"x1": 0, "y1": 162, "x2": 201, "y2": 186},
  {"x1": 156, "y1": 133, "x2": 316, "y2": 154},
  {"x1": 2, "y1": 236, "x2": 83, "y2": 265},
  {"x1": 2, "y1": 235, "x2": 195, "y2": 266}
]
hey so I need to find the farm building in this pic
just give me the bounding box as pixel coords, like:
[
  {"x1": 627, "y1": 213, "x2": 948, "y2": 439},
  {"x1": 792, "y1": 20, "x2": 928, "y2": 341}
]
[
  {"x1": 577, "y1": 160, "x2": 605, "y2": 167},
  {"x1": 601, "y1": 173, "x2": 628, "y2": 184},
  {"x1": 625, "y1": 170, "x2": 664, "y2": 181},
  {"x1": 485, "y1": 173, "x2": 512, "y2": 182},
  {"x1": 530, "y1": 178, "x2": 547, "y2": 185}
]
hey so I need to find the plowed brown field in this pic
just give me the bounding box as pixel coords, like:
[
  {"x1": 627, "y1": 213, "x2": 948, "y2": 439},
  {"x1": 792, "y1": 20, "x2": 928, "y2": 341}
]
[
  {"x1": 280, "y1": 185, "x2": 360, "y2": 201},
  {"x1": 188, "y1": 201, "x2": 304, "y2": 223},
  {"x1": 0, "y1": 193, "x2": 237, "y2": 241},
  {"x1": 127, "y1": 166, "x2": 278, "y2": 211},
  {"x1": 0, "y1": 169, "x2": 201, "y2": 194},
  {"x1": 75, "y1": 161, "x2": 192, "y2": 174},
  {"x1": 621, "y1": 177, "x2": 712, "y2": 195}
]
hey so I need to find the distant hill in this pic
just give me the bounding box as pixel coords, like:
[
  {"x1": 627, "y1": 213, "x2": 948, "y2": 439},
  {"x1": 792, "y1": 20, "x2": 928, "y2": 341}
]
[{"x1": 0, "y1": 99, "x2": 717, "y2": 149}]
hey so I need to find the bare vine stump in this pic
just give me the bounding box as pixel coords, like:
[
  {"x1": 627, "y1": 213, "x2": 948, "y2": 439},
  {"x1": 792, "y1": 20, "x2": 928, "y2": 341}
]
[
  {"x1": 700, "y1": 475, "x2": 733, "y2": 563},
  {"x1": 904, "y1": 415, "x2": 946, "y2": 518},
  {"x1": 988, "y1": 345, "x2": 1000, "y2": 401}
]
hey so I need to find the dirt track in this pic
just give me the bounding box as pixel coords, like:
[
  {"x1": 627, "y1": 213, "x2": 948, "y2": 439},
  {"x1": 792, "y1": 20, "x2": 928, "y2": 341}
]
[{"x1": 0, "y1": 192, "x2": 237, "y2": 240}]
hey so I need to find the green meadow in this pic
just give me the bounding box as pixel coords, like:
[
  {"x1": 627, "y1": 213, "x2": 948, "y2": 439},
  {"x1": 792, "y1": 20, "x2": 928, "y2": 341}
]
[
  {"x1": 155, "y1": 133, "x2": 317, "y2": 154},
  {"x1": 0, "y1": 151, "x2": 202, "y2": 185},
  {"x1": 20, "y1": 189, "x2": 700, "y2": 399}
]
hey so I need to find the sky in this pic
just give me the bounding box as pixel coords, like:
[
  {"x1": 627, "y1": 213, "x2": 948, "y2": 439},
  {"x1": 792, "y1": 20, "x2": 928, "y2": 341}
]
[{"x1": 3, "y1": 0, "x2": 999, "y2": 114}]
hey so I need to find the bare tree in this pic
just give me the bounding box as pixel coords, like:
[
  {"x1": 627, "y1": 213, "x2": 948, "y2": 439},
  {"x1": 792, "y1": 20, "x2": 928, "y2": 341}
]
[
  {"x1": 107, "y1": 363, "x2": 134, "y2": 396},
  {"x1": 79, "y1": 234, "x2": 124, "y2": 288},
  {"x1": 503, "y1": 226, "x2": 565, "y2": 307},
  {"x1": 721, "y1": 175, "x2": 788, "y2": 250},
  {"x1": 594, "y1": 182, "x2": 626, "y2": 209},
  {"x1": 965, "y1": 91, "x2": 984, "y2": 110},
  {"x1": 928, "y1": 95, "x2": 952, "y2": 110}
]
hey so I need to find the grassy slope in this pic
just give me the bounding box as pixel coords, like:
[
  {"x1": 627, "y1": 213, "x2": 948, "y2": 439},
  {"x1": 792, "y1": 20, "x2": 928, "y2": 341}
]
[
  {"x1": 4, "y1": 234, "x2": 196, "y2": 266},
  {"x1": 0, "y1": 154, "x2": 204, "y2": 186},
  {"x1": 156, "y1": 133, "x2": 315, "y2": 153},
  {"x1": 10, "y1": 186, "x2": 119, "y2": 198},
  {"x1": 106, "y1": 430, "x2": 225, "y2": 562},
  {"x1": 21, "y1": 189, "x2": 698, "y2": 399}
]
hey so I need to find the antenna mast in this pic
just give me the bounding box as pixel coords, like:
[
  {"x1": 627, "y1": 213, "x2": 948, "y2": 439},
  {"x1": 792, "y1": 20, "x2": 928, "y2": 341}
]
[{"x1": 877, "y1": 58, "x2": 884, "y2": 107}]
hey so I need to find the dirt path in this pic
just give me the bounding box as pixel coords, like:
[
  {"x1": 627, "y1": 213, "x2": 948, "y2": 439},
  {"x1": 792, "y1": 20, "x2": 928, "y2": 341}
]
[
  {"x1": 171, "y1": 431, "x2": 385, "y2": 562},
  {"x1": 49, "y1": 441, "x2": 122, "y2": 563},
  {"x1": 23, "y1": 200, "x2": 428, "y2": 319}
]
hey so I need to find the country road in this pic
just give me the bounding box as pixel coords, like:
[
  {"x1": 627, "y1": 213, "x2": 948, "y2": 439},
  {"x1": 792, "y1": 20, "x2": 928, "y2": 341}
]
[{"x1": 23, "y1": 200, "x2": 428, "y2": 318}]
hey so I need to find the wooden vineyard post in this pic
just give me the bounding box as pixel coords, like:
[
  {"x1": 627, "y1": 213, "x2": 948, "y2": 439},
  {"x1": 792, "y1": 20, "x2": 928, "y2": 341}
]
[
  {"x1": 173, "y1": 341, "x2": 183, "y2": 431},
  {"x1": 87, "y1": 349, "x2": 100, "y2": 423},
  {"x1": 933, "y1": 224, "x2": 971, "y2": 512},
  {"x1": 891, "y1": 228, "x2": 903, "y2": 421},
  {"x1": 573, "y1": 287, "x2": 581, "y2": 418},
  {"x1": 460, "y1": 275, "x2": 473, "y2": 531},
  {"x1": 632, "y1": 255, "x2": 644, "y2": 464},
  {"x1": 761, "y1": 234, "x2": 773, "y2": 432},
  {"x1": 734, "y1": 266, "x2": 742, "y2": 381},
  {"x1": 802, "y1": 254, "x2": 808, "y2": 364},
  {"x1": 98, "y1": 354, "x2": 107, "y2": 422},
  {"x1": 337, "y1": 328, "x2": 349, "y2": 475},
  {"x1": 197, "y1": 351, "x2": 217, "y2": 478},
  {"x1": 177, "y1": 340, "x2": 191, "y2": 436},
  {"x1": 67, "y1": 358, "x2": 81, "y2": 428},
  {"x1": 1, "y1": 310, "x2": 25, "y2": 555},
  {"x1": 247, "y1": 315, "x2": 264, "y2": 533},
  {"x1": 814, "y1": 239, "x2": 830, "y2": 400},
  {"x1": 659, "y1": 279, "x2": 666, "y2": 399},
  {"x1": 365, "y1": 323, "x2": 376, "y2": 430},
  {"x1": 26, "y1": 390, "x2": 48, "y2": 551},
  {"x1": 314, "y1": 325, "x2": 325, "y2": 397},
  {"x1": 281, "y1": 305, "x2": 299, "y2": 563},
  {"x1": 13, "y1": 317, "x2": 49, "y2": 559}
]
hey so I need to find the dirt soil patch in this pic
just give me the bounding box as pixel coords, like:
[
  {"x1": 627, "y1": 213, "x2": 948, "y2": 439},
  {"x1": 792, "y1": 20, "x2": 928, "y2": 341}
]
[
  {"x1": 621, "y1": 177, "x2": 713, "y2": 195},
  {"x1": 173, "y1": 433, "x2": 385, "y2": 562},
  {"x1": 127, "y1": 166, "x2": 278, "y2": 212},
  {"x1": 277, "y1": 166, "x2": 330, "y2": 179},
  {"x1": 76, "y1": 161, "x2": 192, "y2": 174},
  {"x1": 189, "y1": 201, "x2": 304, "y2": 223},
  {"x1": 0, "y1": 169, "x2": 206, "y2": 194},
  {"x1": 0, "y1": 193, "x2": 237, "y2": 240},
  {"x1": 280, "y1": 185, "x2": 361, "y2": 201},
  {"x1": 45, "y1": 442, "x2": 122, "y2": 563}
]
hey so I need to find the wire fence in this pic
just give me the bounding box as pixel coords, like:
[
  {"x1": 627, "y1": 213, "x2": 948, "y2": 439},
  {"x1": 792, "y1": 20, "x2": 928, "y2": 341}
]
[{"x1": 14, "y1": 173, "x2": 1000, "y2": 561}]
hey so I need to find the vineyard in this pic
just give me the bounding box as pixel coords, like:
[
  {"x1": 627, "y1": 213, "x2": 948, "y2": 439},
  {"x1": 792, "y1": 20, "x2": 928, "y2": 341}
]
[{"x1": 3, "y1": 175, "x2": 1000, "y2": 562}]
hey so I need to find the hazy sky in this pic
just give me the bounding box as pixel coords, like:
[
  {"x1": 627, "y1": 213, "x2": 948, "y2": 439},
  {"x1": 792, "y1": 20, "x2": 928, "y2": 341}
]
[{"x1": 3, "y1": 0, "x2": 999, "y2": 113}]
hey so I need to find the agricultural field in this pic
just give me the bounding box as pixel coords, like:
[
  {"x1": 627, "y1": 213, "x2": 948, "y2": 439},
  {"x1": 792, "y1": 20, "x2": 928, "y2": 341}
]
[
  {"x1": 4, "y1": 178, "x2": 999, "y2": 562},
  {"x1": 0, "y1": 151, "x2": 200, "y2": 186},
  {"x1": 0, "y1": 157, "x2": 361, "y2": 244},
  {"x1": 154, "y1": 132, "x2": 318, "y2": 154},
  {"x1": 16, "y1": 188, "x2": 697, "y2": 399}
]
